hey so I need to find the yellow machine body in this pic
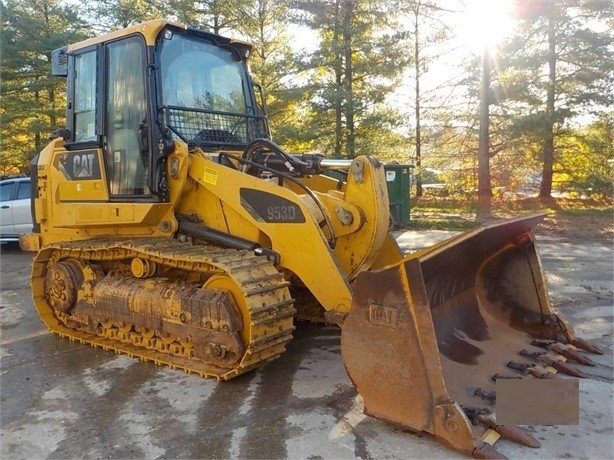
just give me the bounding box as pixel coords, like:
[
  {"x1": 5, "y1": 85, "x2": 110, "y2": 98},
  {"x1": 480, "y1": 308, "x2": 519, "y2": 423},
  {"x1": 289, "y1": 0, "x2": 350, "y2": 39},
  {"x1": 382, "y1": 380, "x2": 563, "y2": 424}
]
[{"x1": 22, "y1": 20, "x2": 600, "y2": 458}]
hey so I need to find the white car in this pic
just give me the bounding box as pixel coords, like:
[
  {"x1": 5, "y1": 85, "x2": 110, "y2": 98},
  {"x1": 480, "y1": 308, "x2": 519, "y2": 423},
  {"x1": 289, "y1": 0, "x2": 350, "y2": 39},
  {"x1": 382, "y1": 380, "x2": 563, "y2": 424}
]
[{"x1": 1, "y1": 177, "x2": 33, "y2": 242}]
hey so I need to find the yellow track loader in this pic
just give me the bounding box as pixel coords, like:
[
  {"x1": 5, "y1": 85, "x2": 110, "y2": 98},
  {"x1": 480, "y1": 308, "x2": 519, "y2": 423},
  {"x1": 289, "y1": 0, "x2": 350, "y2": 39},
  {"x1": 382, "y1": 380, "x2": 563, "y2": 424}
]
[{"x1": 20, "y1": 20, "x2": 601, "y2": 458}]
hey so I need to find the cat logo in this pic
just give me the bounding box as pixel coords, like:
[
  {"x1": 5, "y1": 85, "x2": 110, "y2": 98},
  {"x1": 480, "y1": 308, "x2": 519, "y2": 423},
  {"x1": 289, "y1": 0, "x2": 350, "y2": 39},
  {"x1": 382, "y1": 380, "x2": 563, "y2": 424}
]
[
  {"x1": 61, "y1": 150, "x2": 101, "y2": 180},
  {"x1": 74, "y1": 152, "x2": 96, "y2": 178}
]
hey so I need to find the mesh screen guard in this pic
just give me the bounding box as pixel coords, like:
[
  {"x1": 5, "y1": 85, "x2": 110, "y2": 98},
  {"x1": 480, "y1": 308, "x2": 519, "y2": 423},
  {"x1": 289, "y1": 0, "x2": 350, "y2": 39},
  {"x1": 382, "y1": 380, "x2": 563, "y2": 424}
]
[{"x1": 165, "y1": 106, "x2": 269, "y2": 146}]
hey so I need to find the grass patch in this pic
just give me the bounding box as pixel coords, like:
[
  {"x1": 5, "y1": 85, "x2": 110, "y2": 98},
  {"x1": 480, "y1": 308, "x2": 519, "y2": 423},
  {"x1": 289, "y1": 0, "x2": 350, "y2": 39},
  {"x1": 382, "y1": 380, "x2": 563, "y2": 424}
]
[
  {"x1": 404, "y1": 218, "x2": 475, "y2": 231},
  {"x1": 406, "y1": 196, "x2": 613, "y2": 231},
  {"x1": 492, "y1": 197, "x2": 613, "y2": 214}
]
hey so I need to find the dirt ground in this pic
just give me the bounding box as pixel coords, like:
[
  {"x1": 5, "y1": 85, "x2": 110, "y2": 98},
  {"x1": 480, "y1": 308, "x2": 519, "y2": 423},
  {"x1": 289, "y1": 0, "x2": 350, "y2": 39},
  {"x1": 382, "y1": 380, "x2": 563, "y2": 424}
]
[{"x1": 536, "y1": 209, "x2": 613, "y2": 242}]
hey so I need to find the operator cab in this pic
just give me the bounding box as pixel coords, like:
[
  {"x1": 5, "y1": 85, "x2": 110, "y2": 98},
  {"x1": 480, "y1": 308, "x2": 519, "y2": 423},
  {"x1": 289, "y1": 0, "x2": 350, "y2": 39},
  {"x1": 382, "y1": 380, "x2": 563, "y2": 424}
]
[
  {"x1": 52, "y1": 22, "x2": 269, "y2": 202},
  {"x1": 159, "y1": 29, "x2": 269, "y2": 148}
]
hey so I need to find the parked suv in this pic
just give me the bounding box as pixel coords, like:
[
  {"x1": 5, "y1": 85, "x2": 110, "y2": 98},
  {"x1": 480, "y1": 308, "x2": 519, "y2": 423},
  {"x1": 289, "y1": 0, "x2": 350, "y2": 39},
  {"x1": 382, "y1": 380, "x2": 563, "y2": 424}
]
[{"x1": 1, "y1": 177, "x2": 33, "y2": 242}]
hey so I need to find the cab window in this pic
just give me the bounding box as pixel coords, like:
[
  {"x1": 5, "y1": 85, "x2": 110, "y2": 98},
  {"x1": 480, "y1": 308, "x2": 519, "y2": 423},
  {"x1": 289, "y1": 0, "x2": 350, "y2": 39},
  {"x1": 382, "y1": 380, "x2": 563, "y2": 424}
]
[
  {"x1": 105, "y1": 36, "x2": 149, "y2": 196},
  {"x1": 160, "y1": 36, "x2": 247, "y2": 113},
  {"x1": 73, "y1": 51, "x2": 97, "y2": 142}
]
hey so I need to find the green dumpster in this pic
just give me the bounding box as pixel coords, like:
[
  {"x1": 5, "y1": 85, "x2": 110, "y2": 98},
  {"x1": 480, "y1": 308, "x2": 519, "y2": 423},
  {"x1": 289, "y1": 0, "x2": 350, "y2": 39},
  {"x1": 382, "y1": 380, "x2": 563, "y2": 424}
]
[{"x1": 384, "y1": 164, "x2": 412, "y2": 225}]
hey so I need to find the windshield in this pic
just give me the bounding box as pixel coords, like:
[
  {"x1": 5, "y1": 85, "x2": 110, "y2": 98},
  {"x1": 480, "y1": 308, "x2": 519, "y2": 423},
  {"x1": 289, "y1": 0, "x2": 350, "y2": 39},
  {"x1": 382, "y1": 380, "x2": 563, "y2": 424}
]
[
  {"x1": 161, "y1": 37, "x2": 247, "y2": 112},
  {"x1": 158, "y1": 32, "x2": 268, "y2": 146}
]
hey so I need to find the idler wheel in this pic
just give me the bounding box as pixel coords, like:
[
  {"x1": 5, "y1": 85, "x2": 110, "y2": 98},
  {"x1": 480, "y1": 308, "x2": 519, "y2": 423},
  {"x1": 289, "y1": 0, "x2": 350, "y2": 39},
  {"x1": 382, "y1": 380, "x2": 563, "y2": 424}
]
[
  {"x1": 45, "y1": 259, "x2": 83, "y2": 314},
  {"x1": 194, "y1": 342, "x2": 237, "y2": 368}
]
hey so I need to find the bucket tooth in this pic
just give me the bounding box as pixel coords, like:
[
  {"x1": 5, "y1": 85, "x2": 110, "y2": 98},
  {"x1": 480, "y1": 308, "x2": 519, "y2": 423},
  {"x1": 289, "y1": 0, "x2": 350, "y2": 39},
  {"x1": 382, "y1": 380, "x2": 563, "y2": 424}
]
[
  {"x1": 463, "y1": 407, "x2": 540, "y2": 448},
  {"x1": 531, "y1": 340, "x2": 596, "y2": 366},
  {"x1": 551, "y1": 360, "x2": 587, "y2": 378},
  {"x1": 470, "y1": 412, "x2": 540, "y2": 448},
  {"x1": 554, "y1": 345, "x2": 595, "y2": 366},
  {"x1": 570, "y1": 337, "x2": 603, "y2": 355},
  {"x1": 530, "y1": 339, "x2": 554, "y2": 347},
  {"x1": 474, "y1": 387, "x2": 496, "y2": 404},
  {"x1": 491, "y1": 423, "x2": 541, "y2": 448},
  {"x1": 463, "y1": 406, "x2": 491, "y2": 425},
  {"x1": 463, "y1": 406, "x2": 491, "y2": 418},
  {"x1": 507, "y1": 361, "x2": 557, "y2": 379},
  {"x1": 491, "y1": 373, "x2": 522, "y2": 382},
  {"x1": 519, "y1": 349, "x2": 587, "y2": 378},
  {"x1": 473, "y1": 443, "x2": 507, "y2": 459}
]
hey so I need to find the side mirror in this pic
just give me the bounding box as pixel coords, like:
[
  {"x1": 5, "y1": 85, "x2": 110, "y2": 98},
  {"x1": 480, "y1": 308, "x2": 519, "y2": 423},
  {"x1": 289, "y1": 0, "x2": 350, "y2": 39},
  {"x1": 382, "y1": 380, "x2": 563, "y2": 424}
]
[{"x1": 52, "y1": 47, "x2": 68, "y2": 77}]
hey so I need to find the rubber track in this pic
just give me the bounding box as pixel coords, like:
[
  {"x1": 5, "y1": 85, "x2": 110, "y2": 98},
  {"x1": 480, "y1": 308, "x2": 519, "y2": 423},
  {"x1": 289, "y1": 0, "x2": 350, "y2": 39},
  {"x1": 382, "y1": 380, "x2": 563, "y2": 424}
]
[{"x1": 31, "y1": 238, "x2": 296, "y2": 380}]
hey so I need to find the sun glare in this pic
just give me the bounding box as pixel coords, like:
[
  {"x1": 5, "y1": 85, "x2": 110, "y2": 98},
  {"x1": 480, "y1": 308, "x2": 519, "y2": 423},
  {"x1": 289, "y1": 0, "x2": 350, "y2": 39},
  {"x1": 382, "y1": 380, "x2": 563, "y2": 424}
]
[{"x1": 457, "y1": 0, "x2": 516, "y2": 53}]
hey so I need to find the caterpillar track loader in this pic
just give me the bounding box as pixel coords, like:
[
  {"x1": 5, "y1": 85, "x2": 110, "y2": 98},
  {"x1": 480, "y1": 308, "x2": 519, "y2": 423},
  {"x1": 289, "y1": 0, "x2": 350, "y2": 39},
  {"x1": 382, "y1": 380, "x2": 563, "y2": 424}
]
[{"x1": 20, "y1": 20, "x2": 602, "y2": 458}]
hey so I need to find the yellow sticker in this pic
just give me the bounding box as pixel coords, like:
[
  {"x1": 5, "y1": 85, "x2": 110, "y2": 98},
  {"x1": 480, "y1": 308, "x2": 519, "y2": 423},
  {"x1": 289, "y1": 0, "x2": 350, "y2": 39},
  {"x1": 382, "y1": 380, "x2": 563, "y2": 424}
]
[
  {"x1": 480, "y1": 429, "x2": 501, "y2": 446},
  {"x1": 554, "y1": 354, "x2": 567, "y2": 362},
  {"x1": 546, "y1": 366, "x2": 558, "y2": 374},
  {"x1": 203, "y1": 168, "x2": 218, "y2": 185}
]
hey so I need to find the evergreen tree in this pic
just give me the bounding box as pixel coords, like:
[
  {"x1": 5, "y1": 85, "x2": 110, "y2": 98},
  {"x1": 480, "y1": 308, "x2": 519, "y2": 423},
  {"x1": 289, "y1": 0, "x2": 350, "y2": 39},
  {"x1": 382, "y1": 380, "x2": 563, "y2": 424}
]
[
  {"x1": 233, "y1": 0, "x2": 304, "y2": 147},
  {"x1": 82, "y1": 0, "x2": 163, "y2": 32},
  {"x1": 556, "y1": 114, "x2": 614, "y2": 198},
  {"x1": 167, "y1": 0, "x2": 244, "y2": 34},
  {"x1": 500, "y1": 0, "x2": 614, "y2": 197},
  {"x1": 294, "y1": 0, "x2": 409, "y2": 158},
  {"x1": 0, "y1": 0, "x2": 87, "y2": 175}
]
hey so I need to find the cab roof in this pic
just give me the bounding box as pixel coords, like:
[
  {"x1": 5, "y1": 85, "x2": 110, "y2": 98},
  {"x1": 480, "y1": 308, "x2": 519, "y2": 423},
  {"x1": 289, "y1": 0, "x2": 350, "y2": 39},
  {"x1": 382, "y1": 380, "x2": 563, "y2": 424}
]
[{"x1": 67, "y1": 19, "x2": 253, "y2": 54}]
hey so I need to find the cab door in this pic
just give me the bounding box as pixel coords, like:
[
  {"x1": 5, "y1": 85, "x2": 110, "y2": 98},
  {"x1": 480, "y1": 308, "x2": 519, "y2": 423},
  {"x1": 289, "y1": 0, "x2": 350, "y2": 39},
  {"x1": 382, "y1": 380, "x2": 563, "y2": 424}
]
[
  {"x1": 104, "y1": 36, "x2": 150, "y2": 197},
  {"x1": 49, "y1": 34, "x2": 167, "y2": 230},
  {"x1": 64, "y1": 34, "x2": 151, "y2": 201}
]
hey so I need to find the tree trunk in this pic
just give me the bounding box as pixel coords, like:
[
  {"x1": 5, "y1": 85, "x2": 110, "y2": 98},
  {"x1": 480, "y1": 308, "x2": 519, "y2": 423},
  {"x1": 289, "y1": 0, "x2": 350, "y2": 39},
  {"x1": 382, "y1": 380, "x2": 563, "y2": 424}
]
[
  {"x1": 343, "y1": 0, "x2": 355, "y2": 157},
  {"x1": 539, "y1": 12, "x2": 556, "y2": 198},
  {"x1": 44, "y1": 2, "x2": 57, "y2": 132},
  {"x1": 333, "y1": 0, "x2": 343, "y2": 156},
  {"x1": 413, "y1": 7, "x2": 423, "y2": 196},
  {"x1": 477, "y1": 47, "x2": 492, "y2": 220}
]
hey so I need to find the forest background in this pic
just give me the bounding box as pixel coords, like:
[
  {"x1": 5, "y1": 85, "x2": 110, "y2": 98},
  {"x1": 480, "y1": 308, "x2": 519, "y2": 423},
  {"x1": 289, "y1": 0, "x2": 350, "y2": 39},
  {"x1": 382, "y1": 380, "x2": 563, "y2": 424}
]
[{"x1": 1, "y1": 0, "x2": 613, "y2": 209}]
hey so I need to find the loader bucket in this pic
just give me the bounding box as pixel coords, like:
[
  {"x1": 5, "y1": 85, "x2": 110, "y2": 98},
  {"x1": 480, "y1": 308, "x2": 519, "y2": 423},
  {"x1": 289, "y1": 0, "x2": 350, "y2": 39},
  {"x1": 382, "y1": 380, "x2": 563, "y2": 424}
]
[{"x1": 341, "y1": 213, "x2": 595, "y2": 456}]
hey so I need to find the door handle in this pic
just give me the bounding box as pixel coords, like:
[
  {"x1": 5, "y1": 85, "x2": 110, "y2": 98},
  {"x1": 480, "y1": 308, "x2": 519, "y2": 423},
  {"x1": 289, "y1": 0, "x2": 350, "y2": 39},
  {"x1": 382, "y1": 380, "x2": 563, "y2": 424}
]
[{"x1": 1, "y1": 205, "x2": 10, "y2": 209}]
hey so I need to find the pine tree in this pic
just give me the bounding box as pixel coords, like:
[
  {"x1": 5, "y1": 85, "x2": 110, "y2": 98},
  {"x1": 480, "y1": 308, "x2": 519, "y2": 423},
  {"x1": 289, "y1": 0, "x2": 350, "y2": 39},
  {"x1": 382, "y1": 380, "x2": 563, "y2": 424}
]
[
  {"x1": 294, "y1": 0, "x2": 409, "y2": 157},
  {"x1": 501, "y1": 0, "x2": 614, "y2": 197},
  {"x1": 165, "y1": 0, "x2": 244, "y2": 34},
  {"x1": 556, "y1": 114, "x2": 614, "y2": 198},
  {"x1": 0, "y1": 0, "x2": 87, "y2": 175},
  {"x1": 232, "y1": 1, "x2": 304, "y2": 146},
  {"x1": 82, "y1": 0, "x2": 163, "y2": 32}
]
